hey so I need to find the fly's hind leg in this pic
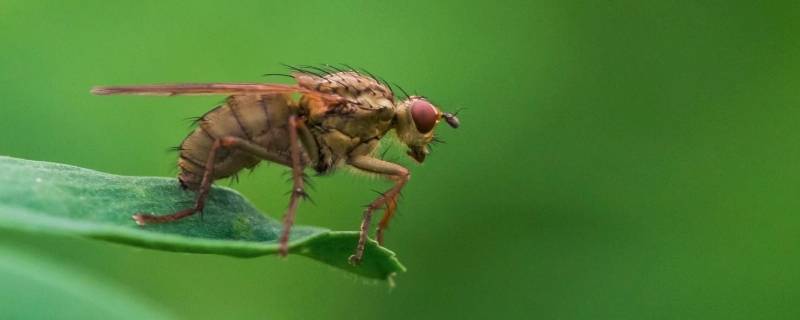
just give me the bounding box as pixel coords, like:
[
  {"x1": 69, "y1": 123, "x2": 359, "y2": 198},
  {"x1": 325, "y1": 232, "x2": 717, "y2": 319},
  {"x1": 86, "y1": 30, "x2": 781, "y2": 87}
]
[
  {"x1": 132, "y1": 139, "x2": 224, "y2": 225},
  {"x1": 132, "y1": 136, "x2": 292, "y2": 225},
  {"x1": 347, "y1": 155, "x2": 410, "y2": 265}
]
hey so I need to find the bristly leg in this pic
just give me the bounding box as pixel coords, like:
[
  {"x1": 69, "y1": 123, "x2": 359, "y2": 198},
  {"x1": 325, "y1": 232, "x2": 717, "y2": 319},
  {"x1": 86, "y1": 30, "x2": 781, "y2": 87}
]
[
  {"x1": 376, "y1": 196, "x2": 398, "y2": 245},
  {"x1": 134, "y1": 136, "x2": 294, "y2": 225},
  {"x1": 133, "y1": 139, "x2": 224, "y2": 225},
  {"x1": 347, "y1": 156, "x2": 410, "y2": 265},
  {"x1": 278, "y1": 115, "x2": 307, "y2": 257}
]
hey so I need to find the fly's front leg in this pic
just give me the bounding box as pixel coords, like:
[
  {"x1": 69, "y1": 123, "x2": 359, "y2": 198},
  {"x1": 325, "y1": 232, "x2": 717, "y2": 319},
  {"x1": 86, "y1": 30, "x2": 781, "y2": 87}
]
[
  {"x1": 347, "y1": 155, "x2": 410, "y2": 265},
  {"x1": 133, "y1": 136, "x2": 292, "y2": 225},
  {"x1": 377, "y1": 196, "x2": 398, "y2": 246},
  {"x1": 278, "y1": 115, "x2": 308, "y2": 257}
]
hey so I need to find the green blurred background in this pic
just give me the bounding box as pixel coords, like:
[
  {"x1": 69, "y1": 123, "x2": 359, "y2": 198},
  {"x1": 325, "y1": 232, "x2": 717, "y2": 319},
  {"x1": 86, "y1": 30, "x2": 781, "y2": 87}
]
[{"x1": 1, "y1": 0, "x2": 799, "y2": 318}]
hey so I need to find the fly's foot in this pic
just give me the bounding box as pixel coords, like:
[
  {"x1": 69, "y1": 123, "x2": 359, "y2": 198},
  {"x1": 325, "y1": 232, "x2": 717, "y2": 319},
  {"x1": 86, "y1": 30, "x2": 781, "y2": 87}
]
[
  {"x1": 131, "y1": 208, "x2": 197, "y2": 226},
  {"x1": 278, "y1": 243, "x2": 289, "y2": 258},
  {"x1": 348, "y1": 254, "x2": 362, "y2": 266},
  {"x1": 132, "y1": 213, "x2": 150, "y2": 226}
]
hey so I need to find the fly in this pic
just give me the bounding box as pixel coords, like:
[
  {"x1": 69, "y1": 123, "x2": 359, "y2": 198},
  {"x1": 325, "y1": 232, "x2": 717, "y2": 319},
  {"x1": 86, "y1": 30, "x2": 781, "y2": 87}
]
[{"x1": 92, "y1": 66, "x2": 460, "y2": 265}]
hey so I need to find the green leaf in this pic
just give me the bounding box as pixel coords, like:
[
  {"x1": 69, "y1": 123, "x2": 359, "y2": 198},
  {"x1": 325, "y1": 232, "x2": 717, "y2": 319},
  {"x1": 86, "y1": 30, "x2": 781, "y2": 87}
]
[{"x1": 0, "y1": 156, "x2": 405, "y2": 281}]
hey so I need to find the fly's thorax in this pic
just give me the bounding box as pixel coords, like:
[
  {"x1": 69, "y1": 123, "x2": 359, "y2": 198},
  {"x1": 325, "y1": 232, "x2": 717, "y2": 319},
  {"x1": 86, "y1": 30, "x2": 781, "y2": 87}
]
[
  {"x1": 307, "y1": 95, "x2": 396, "y2": 172},
  {"x1": 306, "y1": 91, "x2": 396, "y2": 139}
]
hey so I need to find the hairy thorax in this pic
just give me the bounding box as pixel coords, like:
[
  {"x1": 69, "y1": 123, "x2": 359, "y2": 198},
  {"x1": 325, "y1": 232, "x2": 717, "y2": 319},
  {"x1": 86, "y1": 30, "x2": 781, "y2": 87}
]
[{"x1": 296, "y1": 71, "x2": 398, "y2": 172}]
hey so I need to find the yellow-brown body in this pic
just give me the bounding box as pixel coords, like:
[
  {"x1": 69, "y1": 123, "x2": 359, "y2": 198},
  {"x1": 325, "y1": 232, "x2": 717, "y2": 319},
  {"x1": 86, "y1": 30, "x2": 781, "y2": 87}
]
[{"x1": 178, "y1": 72, "x2": 397, "y2": 190}]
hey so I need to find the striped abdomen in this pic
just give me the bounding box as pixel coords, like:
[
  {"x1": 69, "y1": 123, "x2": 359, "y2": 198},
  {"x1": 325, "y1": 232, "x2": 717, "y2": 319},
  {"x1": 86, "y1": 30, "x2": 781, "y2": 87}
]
[{"x1": 177, "y1": 94, "x2": 296, "y2": 190}]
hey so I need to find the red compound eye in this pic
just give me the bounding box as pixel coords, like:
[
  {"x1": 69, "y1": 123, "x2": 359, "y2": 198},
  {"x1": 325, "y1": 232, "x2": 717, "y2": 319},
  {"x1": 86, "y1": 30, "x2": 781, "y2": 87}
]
[{"x1": 410, "y1": 100, "x2": 437, "y2": 133}]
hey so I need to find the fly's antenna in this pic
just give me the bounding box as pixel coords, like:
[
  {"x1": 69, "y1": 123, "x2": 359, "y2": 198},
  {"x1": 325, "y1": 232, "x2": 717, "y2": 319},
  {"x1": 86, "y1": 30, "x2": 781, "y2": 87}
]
[
  {"x1": 441, "y1": 108, "x2": 462, "y2": 128},
  {"x1": 442, "y1": 113, "x2": 459, "y2": 128}
]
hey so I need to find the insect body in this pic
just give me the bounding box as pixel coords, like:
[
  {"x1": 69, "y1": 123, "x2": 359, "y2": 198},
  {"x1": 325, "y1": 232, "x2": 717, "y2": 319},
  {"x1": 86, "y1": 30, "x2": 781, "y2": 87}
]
[{"x1": 92, "y1": 68, "x2": 460, "y2": 264}]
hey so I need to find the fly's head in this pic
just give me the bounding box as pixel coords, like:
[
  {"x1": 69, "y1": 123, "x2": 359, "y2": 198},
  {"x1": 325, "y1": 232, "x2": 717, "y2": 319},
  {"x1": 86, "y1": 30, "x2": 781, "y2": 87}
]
[{"x1": 393, "y1": 96, "x2": 460, "y2": 163}]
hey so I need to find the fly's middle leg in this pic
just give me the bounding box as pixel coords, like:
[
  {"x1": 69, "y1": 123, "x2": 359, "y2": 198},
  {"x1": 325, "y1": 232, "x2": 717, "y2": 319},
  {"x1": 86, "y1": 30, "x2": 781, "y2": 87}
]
[
  {"x1": 132, "y1": 136, "x2": 292, "y2": 225},
  {"x1": 278, "y1": 115, "x2": 308, "y2": 257}
]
